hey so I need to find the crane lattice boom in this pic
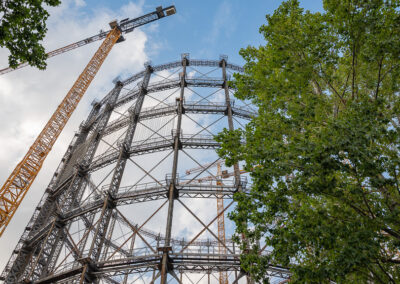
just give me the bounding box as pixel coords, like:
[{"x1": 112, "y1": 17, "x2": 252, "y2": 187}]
[
  {"x1": 185, "y1": 159, "x2": 224, "y2": 175},
  {"x1": 0, "y1": 5, "x2": 176, "y2": 237}
]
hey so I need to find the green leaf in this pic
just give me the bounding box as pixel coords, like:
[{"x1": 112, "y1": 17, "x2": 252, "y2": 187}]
[
  {"x1": 0, "y1": 0, "x2": 61, "y2": 69},
  {"x1": 221, "y1": 0, "x2": 400, "y2": 282}
]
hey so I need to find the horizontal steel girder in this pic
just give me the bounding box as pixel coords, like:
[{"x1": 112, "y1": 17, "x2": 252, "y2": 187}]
[
  {"x1": 104, "y1": 103, "x2": 256, "y2": 136},
  {"x1": 108, "y1": 77, "x2": 226, "y2": 110},
  {"x1": 52, "y1": 134, "x2": 222, "y2": 187},
  {"x1": 64, "y1": 183, "x2": 242, "y2": 220},
  {"x1": 33, "y1": 253, "x2": 289, "y2": 283},
  {"x1": 23, "y1": 182, "x2": 247, "y2": 246},
  {"x1": 89, "y1": 135, "x2": 220, "y2": 172},
  {"x1": 102, "y1": 102, "x2": 255, "y2": 137},
  {"x1": 119, "y1": 59, "x2": 243, "y2": 88}
]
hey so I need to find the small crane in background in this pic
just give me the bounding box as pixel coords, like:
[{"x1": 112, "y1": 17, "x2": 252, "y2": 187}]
[
  {"x1": 185, "y1": 160, "x2": 247, "y2": 284},
  {"x1": 0, "y1": 5, "x2": 176, "y2": 237}
]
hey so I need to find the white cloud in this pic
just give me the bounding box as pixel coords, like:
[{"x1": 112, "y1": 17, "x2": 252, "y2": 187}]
[
  {"x1": 0, "y1": 0, "x2": 151, "y2": 271},
  {"x1": 74, "y1": 0, "x2": 86, "y2": 7},
  {"x1": 205, "y1": 0, "x2": 236, "y2": 44}
]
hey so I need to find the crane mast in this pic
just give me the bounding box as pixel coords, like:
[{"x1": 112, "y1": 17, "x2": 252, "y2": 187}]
[
  {"x1": 185, "y1": 160, "x2": 245, "y2": 284},
  {"x1": 216, "y1": 162, "x2": 229, "y2": 284},
  {"x1": 0, "y1": 5, "x2": 176, "y2": 237}
]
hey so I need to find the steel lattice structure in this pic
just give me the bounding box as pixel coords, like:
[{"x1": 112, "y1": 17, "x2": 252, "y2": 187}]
[{"x1": 0, "y1": 55, "x2": 290, "y2": 284}]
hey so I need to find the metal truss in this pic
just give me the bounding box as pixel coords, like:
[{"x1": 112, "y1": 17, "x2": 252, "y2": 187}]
[{"x1": 1, "y1": 55, "x2": 289, "y2": 283}]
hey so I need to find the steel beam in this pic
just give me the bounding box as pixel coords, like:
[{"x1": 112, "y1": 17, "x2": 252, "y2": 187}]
[
  {"x1": 160, "y1": 54, "x2": 188, "y2": 283},
  {"x1": 221, "y1": 56, "x2": 254, "y2": 284}
]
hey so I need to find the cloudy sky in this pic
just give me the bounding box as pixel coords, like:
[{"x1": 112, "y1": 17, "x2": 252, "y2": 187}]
[{"x1": 0, "y1": 0, "x2": 322, "y2": 274}]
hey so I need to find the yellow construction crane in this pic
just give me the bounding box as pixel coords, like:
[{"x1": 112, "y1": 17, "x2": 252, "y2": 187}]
[{"x1": 0, "y1": 5, "x2": 176, "y2": 237}]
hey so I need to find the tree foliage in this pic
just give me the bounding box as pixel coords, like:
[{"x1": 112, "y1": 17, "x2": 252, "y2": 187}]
[
  {"x1": 0, "y1": 0, "x2": 60, "y2": 69},
  {"x1": 216, "y1": 0, "x2": 400, "y2": 282}
]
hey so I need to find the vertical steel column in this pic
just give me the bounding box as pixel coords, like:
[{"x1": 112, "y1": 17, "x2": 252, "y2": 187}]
[
  {"x1": 101, "y1": 212, "x2": 117, "y2": 260},
  {"x1": 72, "y1": 184, "x2": 104, "y2": 266},
  {"x1": 233, "y1": 241, "x2": 238, "y2": 280},
  {"x1": 221, "y1": 57, "x2": 241, "y2": 190},
  {"x1": 122, "y1": 231, "x2": 137, "y2": 284},
  {"x1": 80, "y1": 65, "x2": 152, "y2": 283},
  {"x1": 207, "y1": 242, "x2": 211, "y2": 284},
  {"x1": 160, "y1": 54, "x2": 188, "y2": 283},
  {"x1": 221, "y1": 57, "x2": 254, "y2": 284}
]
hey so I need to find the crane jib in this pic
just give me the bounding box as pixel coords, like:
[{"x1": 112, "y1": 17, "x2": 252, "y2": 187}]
[{"x1": 0, "y1": 5, "x2": 176, "y2": 76}]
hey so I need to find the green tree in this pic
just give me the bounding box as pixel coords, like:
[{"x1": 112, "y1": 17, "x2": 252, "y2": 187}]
[
  {"x1": 0, "y1": 0, "x2": 60, "y2": 69},
  {"x1": 216, "y1": 0, "x2": 400, "y2": 282}
]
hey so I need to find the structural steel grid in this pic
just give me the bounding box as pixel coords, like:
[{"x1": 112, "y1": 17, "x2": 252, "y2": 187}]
[{"x1": 0, "y1": 54, "x2": 290, "y2": 283}]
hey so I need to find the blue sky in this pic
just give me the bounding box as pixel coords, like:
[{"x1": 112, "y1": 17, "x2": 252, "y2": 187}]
[{"x1": 80, "y1": 0, "x2": 323, "y2": 67}]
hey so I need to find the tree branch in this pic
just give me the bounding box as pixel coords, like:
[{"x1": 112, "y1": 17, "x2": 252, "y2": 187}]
[
  {"x1": 376, "y1": 260, "x2": 396, "y2": 284},
  {"x1": 375, "y1": 56, "x2": 384, "y2": 100},
  {"x1": 382, "y1": 258, "x2": 400, "y2": 264},
  {"x1": 393, "y1": 167, "x2": 400, "y2": 196},
  {"x1": 314, "y1": 66, "x2": 346, "y2": 106},
  {"x1": 341, "y1": 68, "x2": 352, "y2": 98},
  {"x1": 352, "y1": 41, "x2": 356, "y2": 100},
  {"x1": 367, "y1": 265, "x2": 387, "y2": 284},
  {"x1": 380, "y1": 63, "x2": 399, "y2": 82},
  {"x1": 382, "y1": 228, "x2": 400, "y2": 241}
]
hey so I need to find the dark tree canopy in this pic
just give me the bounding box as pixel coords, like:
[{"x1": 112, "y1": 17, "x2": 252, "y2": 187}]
[
  {"x1": 0, "y1": 0, "x2": 60, "y2": 69},
  {"x1": 216, "y1": 0, "x2": 400, "y2": 282}
]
